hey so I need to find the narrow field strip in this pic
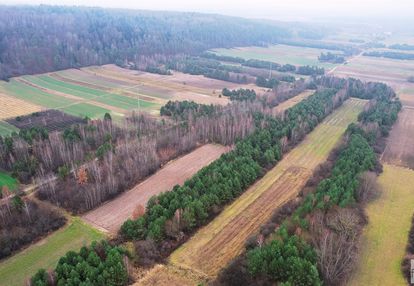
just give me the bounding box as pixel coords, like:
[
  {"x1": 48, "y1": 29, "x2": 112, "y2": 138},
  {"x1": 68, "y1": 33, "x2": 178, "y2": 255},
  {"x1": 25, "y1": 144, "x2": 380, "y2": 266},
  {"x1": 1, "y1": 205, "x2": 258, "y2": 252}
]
[
  {"x1": 349, "y1": 164, "x2": 414, "y2": 286},
  {"x1": 0, "y1": 93, "x2": 41, "y2": 120},
  {"x1": 152, "y1": 99, "x2": 366, "y2": 281},
  {"x1": 82, "y1": 144, "x2": 230, "y2": 233}
]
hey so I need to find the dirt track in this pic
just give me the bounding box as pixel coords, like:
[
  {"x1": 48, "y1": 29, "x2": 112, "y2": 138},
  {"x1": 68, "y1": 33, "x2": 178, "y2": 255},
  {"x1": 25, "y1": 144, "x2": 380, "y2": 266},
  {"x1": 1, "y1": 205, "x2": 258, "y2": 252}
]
[{"x1": 82, "y1": 144, "x2": 230, "y2": 233}]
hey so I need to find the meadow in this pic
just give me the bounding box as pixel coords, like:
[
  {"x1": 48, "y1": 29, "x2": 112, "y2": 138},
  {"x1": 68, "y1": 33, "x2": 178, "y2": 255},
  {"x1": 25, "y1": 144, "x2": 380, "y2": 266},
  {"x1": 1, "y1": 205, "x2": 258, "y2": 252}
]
[{"x1": 349, "y1": 164, "x2": 414, "y2": 286}]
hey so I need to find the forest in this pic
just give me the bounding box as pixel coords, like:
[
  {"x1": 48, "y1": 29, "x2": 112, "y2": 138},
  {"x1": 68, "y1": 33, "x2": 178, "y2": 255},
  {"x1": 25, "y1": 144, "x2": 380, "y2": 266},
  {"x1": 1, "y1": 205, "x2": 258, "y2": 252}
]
[{"x1": 0, "y1": 5, "x2": 293, "y2": 80}]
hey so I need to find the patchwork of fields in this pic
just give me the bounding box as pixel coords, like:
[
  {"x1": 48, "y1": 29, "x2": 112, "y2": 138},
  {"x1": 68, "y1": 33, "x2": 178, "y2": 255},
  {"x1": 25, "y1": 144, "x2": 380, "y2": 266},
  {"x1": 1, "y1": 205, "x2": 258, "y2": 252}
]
[
  {"x1": 212, "y1": 44, "x2": 339, "y2": 69},
  {"x1": 137, "y1": 98, "x2": 365, "y2": 284},
  {"x1": 0, "y1": 65, "x2": 239, "y2": 134}
]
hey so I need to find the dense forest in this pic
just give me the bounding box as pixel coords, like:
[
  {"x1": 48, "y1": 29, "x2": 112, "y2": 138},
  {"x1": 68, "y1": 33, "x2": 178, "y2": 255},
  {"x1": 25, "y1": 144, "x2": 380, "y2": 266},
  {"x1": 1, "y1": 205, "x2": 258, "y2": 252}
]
[{"x1": 0, "y1": 5, "x2": 294, "y2": 80}]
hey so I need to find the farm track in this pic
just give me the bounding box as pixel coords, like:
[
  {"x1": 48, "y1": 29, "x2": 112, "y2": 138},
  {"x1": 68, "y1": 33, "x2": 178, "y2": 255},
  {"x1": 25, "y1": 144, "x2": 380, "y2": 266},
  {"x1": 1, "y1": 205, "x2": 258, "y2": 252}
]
[
  {"x1": 136, "y1": 98, "x2": 365, "y2": 284},
  {"x1": 81, "y1": 144, "x2": 230, "y2": 234}
]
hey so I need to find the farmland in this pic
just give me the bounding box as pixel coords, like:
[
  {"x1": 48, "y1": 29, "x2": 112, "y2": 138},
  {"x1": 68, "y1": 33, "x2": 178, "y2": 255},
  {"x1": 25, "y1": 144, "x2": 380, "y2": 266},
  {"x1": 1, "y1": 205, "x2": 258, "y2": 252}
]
[
  {"x1": 82, "y1": 144, "x2": 230, "y2": 233},
  {"x1": 6, "y1": 110, "x2": 85, "y2": 132},
  {"x1": 272, "y1": 89, "x2": 314, "y2": 114},
  {"x1": 0, "y1": 64, "x2": 239, "y2": 121},
  {"x1": 349, "y1": 164, "x2": 414, "y2": 286},
  {"x1": 0, "y1": 218, "x2": 104, "y2": 286},
  {"x1": 212, "y1": 44, "x2": 340, "y2": 69},
  {"x1": 136, "y1": 98, "x2": 365, "y2": 283}
]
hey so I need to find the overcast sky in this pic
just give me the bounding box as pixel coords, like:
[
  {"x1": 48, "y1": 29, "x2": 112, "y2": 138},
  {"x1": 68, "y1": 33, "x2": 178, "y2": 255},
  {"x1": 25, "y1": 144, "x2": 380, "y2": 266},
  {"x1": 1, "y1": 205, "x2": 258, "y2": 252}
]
[{"x1": 2, "y1": 0, "x2": 414, "y2": 21}]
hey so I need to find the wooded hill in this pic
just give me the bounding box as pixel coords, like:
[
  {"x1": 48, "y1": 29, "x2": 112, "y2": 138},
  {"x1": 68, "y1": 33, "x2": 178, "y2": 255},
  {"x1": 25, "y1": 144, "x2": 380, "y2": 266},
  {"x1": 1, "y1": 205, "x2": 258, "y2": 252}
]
[{"x1": 0, "y1": 5, "x2": 293, "y2": 80}]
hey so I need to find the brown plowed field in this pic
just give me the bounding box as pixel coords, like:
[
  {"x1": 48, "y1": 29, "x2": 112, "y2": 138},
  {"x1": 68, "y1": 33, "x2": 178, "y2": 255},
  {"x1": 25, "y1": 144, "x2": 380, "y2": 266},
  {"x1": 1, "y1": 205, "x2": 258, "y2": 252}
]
[
  {"x1": 82, "y1": 144, "x2": 230, "y2": 233},
  {"x1": 136, "y1": 98, "x2": 365, "y2": 284}
]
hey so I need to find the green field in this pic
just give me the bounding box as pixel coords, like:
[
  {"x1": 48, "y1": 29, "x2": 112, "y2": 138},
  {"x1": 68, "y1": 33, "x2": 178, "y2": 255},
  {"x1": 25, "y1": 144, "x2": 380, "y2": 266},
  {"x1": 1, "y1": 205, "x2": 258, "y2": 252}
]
[
  {"x1": 349, "y1": 164, "x2": 414, "y2": 286},
  {"x1": 0, "y1": 79, "x2": 74, "y2": 108},
  {"x1": 212, "y1": 44, "x2": 338, "y2": 69},
  {"x1": 61, "y1": 102, "x2": 112, "y2": 118},
  {"x1": 0, "y1": 171, "x2": 18, "y2": 191},
  {"x1": 0, "y1": 218, "x2": 105, "y2": 286},
  {"x1": 0, "y1": 121, "x2": 19, "y2": 137}
]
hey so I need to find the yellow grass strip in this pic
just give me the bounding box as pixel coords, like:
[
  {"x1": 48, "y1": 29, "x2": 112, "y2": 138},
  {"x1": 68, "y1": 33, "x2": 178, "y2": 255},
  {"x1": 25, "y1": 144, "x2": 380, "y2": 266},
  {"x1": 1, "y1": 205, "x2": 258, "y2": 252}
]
[
  {"x1": 0, "y1": 92, "x2": 42, "y2": 119},
  {"x1": 349, "y1": 164, "x2": 414, "y2": 286}
]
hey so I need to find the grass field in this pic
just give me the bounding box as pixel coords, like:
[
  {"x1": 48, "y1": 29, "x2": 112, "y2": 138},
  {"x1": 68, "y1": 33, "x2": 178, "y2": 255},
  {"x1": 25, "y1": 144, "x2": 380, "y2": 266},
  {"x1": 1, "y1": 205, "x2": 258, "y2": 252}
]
[
  {"x1": 212, "y1": 44, "x2": 338, "y2": 69},
  {"x1": 349, "y1": 164, "x2": 414, "y2": 286},
  {"x1": 0, "y1": 171, "x2": 18, "y2": 191},
  {"x1": 0, "y1": 218, "x2": 105, "y2": 286},
  {"x1": 136, "y1": 98, "x2": 365, "y2": 284},
  {"x1": 0, "y1": 121, "x2": 19, "y2": 136}
]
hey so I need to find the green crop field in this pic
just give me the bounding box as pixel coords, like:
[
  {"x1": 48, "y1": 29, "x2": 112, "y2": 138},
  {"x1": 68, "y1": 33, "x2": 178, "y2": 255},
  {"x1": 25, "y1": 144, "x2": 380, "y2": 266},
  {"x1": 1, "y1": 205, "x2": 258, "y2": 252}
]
[
  {"x1": 61, "y1": 102, "x2": 112, "y2": 118},
  {"x1": 212, "y1": 44, "x2": 338, "y2": 69},
  {"x1": 0, "y1": 121, "x2": 19, "y2": 137},
  {"x1": 0, "y1": 79, "x2": 74, "y2": 108},
  {"x1": 0, "y1": 171, "x2": 18, "y2": 191},
  {"x1": 0, "y1": 218, "x2": 105, "y2": 286}
]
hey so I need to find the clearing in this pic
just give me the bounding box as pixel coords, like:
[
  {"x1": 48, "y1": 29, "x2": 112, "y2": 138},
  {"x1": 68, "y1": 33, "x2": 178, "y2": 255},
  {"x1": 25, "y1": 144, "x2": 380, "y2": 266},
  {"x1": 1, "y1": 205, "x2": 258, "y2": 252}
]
[
  {"x1": 272, "y1": 90, "x2": 315, "y2": 114},
  {"x1": 349, "y1": 164, "x2": 414, "y2": 286},
  {"x1": 137, "y1": 98, "x2": 365, "y2": 284},
  {"x1": 82, "y1": 144, "x2": 230, "y2": 233},
  {"x1": 212, "y1": 44, "x2": 339, "y2": 69},
  {"x1": 0, "y1": 218, "x2": 104, "y2": 286}
]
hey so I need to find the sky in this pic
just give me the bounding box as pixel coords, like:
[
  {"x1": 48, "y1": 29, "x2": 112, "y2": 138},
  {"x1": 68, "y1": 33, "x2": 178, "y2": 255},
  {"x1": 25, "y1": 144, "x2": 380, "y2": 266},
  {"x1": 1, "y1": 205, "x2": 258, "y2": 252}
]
[{"x1": 2, "y1": 0, "x2": 414, "y2": 21}]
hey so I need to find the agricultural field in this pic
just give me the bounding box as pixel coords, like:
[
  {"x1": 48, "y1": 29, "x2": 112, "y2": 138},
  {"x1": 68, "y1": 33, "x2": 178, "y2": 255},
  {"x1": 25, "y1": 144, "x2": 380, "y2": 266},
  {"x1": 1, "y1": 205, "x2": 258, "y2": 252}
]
[
  {"x1": 0, "y1": 172, "x2": 18, "y2": 191},
  {"x1": 137, "y1": 98, "x2": 365, "y2": 283},
  {"x1": 212, "y1": 44, "x2": 340, "y2": 69},
  {"x1": 0, "y1": 218, "x2": 104, "y2": 286},
  {"x1": 6, "y1": 110, "x2": 85, "y2": 132},
  {"x1": 272, "y1": 89, "x2": 315, "y2": 114},
  {"x1": 333, "y1": 55, "x2": 414, "y2": 85},
  {"x1": 82, "y1": 144, "x2": 230, "y2": 233},
  {"x1": 349, "y1": 164, "x2": 414, "y2": 286},
  {"x1": 0, "y1": 92, "x2": 41, "y2": 120},
  {"x1": 0, "y1": 64, "x2": 239, "y2": 122}
]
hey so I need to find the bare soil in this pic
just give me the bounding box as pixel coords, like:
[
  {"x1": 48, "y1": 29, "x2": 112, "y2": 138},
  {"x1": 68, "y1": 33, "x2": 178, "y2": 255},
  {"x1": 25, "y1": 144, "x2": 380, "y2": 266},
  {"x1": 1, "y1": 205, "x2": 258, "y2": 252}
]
[{"x1": 81, "y1": 144, "x2": 230, "y2": 233}]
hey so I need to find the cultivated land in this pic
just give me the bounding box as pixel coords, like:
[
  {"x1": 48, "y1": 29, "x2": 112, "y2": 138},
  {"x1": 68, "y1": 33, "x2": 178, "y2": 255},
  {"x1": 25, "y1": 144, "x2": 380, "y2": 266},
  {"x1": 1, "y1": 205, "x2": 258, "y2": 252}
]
[
  {"x1": 0, "y1": 92, "x2": 41, "y2": 120},
  {"x1": 349, "y1": 164, "x2": 414, "y2": 286},
  {"x1": 0, "y1": 218, "x2": 104, "y2": 286},
  {"x1": 138, "y1": 98, "x2": 365, "y2": 284},
  {"x1": 333, "y1": 55, "x2": 414, "y2": 85},
  {"x1": 212, "y1": 44, "x2": 339, "y2": 69},
  {"x1": 0, "y1": 64, "x2": 240, "y2": 121},
  {"x1": 82, "y1": 144, "x2": 230, "y2": 233}
]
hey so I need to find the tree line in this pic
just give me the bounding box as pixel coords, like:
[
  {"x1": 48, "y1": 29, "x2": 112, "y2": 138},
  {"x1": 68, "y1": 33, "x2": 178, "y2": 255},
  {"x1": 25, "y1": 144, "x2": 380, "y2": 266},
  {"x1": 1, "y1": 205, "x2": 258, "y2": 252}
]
[
  {"x1": 318, "y1": 52, "x2": 345, "y2": 64},
  {"x1": 363, "y1": 51, "x2": 414, "y2": 60},
  {"x1": 218, "y1": 78, "x2": 401, "y2": 286},
  {"x1": 120, "y1": 88, "x2": 345, "y2": 242},
  {"x1": 30, "y1": 240, "x2": 128, "y2": 286}
]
